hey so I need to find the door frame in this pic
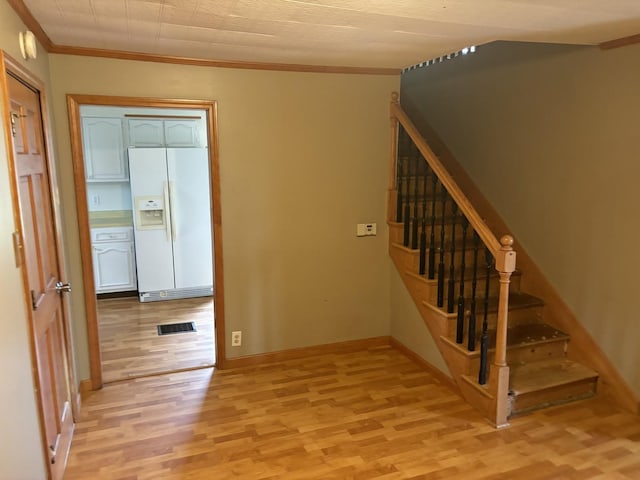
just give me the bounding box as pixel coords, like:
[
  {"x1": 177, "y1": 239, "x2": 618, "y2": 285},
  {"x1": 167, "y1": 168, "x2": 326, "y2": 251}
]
[
  {"x1": 0, "y1": 51, "x2": 78, "y2": 473},
  {"x1": 67, "y1": 94, "x2": 226, "y2": 389}
]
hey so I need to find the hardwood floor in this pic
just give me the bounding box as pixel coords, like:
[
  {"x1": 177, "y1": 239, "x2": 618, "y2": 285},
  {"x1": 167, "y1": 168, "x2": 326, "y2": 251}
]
[
  {"x1": 66, "y1": 346, "x2": 640, "y2": 479},
  {"x1": 98, "y1": 296, "x2": 215, "y2": 383}
]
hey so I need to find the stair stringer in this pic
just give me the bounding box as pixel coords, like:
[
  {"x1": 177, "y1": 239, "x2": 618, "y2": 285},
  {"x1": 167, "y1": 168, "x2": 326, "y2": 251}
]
[{"x1": 389, "y1": 242, "x2": 502, "y2": 423}]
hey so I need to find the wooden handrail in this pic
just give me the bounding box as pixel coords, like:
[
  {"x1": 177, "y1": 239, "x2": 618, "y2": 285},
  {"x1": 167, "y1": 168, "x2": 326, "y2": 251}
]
[{"x1": 390, "y1": 98, "x2": 501, "y2": 255}]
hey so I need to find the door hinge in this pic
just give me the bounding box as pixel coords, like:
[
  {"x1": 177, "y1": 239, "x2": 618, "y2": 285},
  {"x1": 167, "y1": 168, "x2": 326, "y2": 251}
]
[
  {"x1": 10, "y1": 112, "x2": 17, "y2": 137},
  {"x1": 12, "y1": 231, "x2": 23, "y2": 267},
  {"x1": 9, "y1": 112, "x2": 26, "y2": 137},
  {"x1": 30, "y1": 290, "x2": 38, "y2": 310},
  {"x1": 49, "y1": 434, "x2": 60, "y2": 464}
]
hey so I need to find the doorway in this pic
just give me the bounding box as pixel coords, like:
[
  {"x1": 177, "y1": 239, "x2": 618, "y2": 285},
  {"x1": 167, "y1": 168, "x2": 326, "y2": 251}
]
[{"x1": 67, "y1": 95, "x2": 226, "y2": 388}]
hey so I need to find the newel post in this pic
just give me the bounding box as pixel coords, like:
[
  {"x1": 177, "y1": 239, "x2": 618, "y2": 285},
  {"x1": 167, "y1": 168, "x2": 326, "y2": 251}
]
[{"x1": 489, "y1": 235, "x2": 516, "y2": 428}]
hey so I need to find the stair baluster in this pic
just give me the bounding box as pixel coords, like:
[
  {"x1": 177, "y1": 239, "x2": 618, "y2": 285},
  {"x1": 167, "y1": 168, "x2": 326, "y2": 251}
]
[
  {"x1": 411, "y1": 146, "x2": 420, "y2": 249},
  {"x1": 456, "y1": 216, "x2": 469, "y2": 344},
  {"x1": 478, "y1": 247, "x2": 493, "y2": 385},
  {"x1": 468, "y1": 231, "x2": 480, "y2": 352},
  {"x1": 436, "y1": 183, "x2": 447, "y2": 307},
  {"x1": 447, "y1": 203, "x2": 458, "y2": 313},
  {"x1": 419, "y1": 169, "x2": 428, "y2": 275},
  {"x1": 428, "y1": 173, "x2": 438, "y2": 279},
  {"x1": 395, "y1": 127, "x2": 407, "y2": 223},
  {"x1": 402, "y1": 149, "x2": 412, "y2": 247}
]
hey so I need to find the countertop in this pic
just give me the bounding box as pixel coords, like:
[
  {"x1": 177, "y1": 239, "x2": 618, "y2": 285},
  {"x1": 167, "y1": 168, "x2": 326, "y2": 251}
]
[{"x1": 89, "y1": 210, "x2": 133, "y2": 228}]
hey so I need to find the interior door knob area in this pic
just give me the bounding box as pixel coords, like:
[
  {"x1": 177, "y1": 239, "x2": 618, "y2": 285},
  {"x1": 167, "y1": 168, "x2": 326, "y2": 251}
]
[{"x1": 55, "y1": 282, "x2": 72, "y2": 293}]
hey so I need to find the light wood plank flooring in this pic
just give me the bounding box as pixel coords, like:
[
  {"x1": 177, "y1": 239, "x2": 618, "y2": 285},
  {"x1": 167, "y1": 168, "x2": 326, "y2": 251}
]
[
  {"x1": 66, "y1": 346, "x2": 640, "y2": 479},
  {"x1": 98, "y1": 296, "x2": 215, "y2": 383}
]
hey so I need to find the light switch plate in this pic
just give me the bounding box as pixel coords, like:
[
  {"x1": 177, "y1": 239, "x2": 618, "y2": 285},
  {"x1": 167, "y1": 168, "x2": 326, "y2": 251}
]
[{"x1": 356, "y1": 223, "x2": 377, "y2": 237}]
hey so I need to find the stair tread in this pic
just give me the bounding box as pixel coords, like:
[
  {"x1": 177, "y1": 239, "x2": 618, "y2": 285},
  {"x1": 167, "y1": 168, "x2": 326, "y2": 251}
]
[{"x1": 509, "y1": 358, "x2": 598, "y2": 395}]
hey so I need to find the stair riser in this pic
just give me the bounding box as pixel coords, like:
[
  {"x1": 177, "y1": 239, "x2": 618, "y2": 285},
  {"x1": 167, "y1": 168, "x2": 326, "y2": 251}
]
[
  {"x1": 390, "y1": 246, "x2": 422, "y2": 273},
  {"x1": 402, "y1": 273, "x2": 431, "y2": 303},
  {"x1": 396, "y1": 177, "x2": 441, "y2": 198},
  {"x1": 440, "y1": 336, "x2": 568, "y2": 382},
  {"x1": 511, "y1": 379, "x2": 597, "y2": 415},
  {"x1": 445, "y1": 305, "x2": 545, "y2": 337},
  {"x1": 389, "y1": 219, "x2": 471, "y2": 247},
  {"x1": 395, "y1": 195, "x2": 444, "y2": 212},
  {"x1": 468, "y1": 340, "x2": 569, "y2": 374},
  {"x1": 507, "y1": 340, "x2": 568, "y2": 365},
  {"x1": 389, "y1": 223, "x2": 404, "y2": 244},
  {"x1": 427, "y1": 274, "x2": 522, "y2": 305},
  {"x1": 404, "y1": 248, "x2": 488, "y2": 277}
]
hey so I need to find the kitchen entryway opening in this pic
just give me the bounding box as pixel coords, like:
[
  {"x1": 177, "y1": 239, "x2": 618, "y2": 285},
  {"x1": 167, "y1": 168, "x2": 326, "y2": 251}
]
[
  {"x1": 67, "y1": 95, "x2": 225, "y2": 388},
  {"x1": 99, "y1": 296, "x2": 213, "y2": 382}
]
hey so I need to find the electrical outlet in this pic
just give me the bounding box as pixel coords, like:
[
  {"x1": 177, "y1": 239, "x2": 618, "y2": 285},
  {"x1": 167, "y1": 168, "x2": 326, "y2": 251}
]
[
  {"x1": 231, "y1": 330, "x2": 242, "y2": 347},
  {"x1": 90, "y1": 194, "x2": 100, "y2": 207}
]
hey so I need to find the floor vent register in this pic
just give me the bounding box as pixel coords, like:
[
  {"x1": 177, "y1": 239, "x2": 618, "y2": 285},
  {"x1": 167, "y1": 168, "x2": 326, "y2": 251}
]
[{"x1": 157, "y1": 322, "x2": 197, "y2": 336}]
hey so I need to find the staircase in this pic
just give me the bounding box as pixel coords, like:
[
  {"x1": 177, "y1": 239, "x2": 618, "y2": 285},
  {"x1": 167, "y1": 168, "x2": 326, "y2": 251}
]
[{"x1": 387, "y1": 94, "x2": 600, "y2": 426}]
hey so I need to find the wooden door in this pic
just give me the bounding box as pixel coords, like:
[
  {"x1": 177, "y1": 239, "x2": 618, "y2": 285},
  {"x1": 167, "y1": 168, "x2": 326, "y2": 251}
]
[{"x1": 6, "y1": 72, "x2": 74, "y2": 479}]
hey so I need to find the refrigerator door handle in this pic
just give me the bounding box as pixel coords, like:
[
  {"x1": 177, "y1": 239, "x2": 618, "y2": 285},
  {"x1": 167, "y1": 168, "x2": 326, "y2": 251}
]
[
  {"x1": 163, "y1": 181, "x2": 172, "y2": 241},
  {"x1": 169, "y1": 181, "x2": 177, "y2": 241}
]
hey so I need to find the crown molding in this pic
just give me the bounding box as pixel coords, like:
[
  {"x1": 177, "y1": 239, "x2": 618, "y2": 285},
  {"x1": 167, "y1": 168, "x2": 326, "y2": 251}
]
[
  {"x1": 49, "y1": 44, "x2": 400, "y2": 75},
  {"x1": 600, "y1": 33, "x2": 640, "y2": 50}
]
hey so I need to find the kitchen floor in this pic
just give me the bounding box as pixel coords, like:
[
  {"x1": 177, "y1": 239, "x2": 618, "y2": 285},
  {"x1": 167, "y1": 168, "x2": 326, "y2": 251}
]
[{"x1": 98, "y1": 296, "x2": 215, "y2": 382}]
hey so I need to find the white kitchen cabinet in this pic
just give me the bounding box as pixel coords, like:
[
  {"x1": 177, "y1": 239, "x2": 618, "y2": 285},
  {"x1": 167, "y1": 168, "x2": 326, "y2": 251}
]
[
  {"x1": 128, "y1": 119, "x2": 165, "y2": 147},
  {"x1": 82, "y1": 117, "x2": 127, "y2": 181},
  {"x1": 128, "y1": 118, "x2": 200, "y2": 147},
  {"x1": 91, "y1": 227, "x2": 137, "y2": 293},
  {"x1": 164, "y1": 120, "x2": 200, "y2": 147}
]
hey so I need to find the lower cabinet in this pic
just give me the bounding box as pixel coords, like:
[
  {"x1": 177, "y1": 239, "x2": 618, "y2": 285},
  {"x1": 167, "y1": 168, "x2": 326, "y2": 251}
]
[{"x1": 91, "y1": 227, "x2": 137, "y2": 293}]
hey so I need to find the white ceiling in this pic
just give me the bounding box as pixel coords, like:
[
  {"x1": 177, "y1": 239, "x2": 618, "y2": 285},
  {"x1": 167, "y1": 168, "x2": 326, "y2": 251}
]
[{"x1": 20, "y1": 0, "x2": 640, "y2": 69}]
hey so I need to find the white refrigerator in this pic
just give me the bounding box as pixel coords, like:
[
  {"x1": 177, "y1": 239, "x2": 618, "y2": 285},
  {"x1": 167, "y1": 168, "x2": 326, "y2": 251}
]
[{"x1": 128, "y1": 147, "x2": 213, "y2": 302}]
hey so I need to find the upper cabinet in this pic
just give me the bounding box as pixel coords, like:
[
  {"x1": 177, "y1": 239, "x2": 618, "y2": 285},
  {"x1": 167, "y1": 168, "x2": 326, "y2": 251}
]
[
  {"x1": 128, "y1": 118, "x2": 200, "y2": 148},
  {"x1": 82, "y1": 117, "x2": 127, "y2": 182},
  {"x1": 164, "y1": 120, "x2": 200, "y2": 147},
  {"x1": 128, "y1": 119, "x2": 165, "y2": 147}
]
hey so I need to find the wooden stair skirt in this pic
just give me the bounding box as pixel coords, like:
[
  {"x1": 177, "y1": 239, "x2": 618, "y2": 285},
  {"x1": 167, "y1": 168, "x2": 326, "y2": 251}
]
[{"x1": 389, "y1": 235, "x2": 599, "y2": 424}]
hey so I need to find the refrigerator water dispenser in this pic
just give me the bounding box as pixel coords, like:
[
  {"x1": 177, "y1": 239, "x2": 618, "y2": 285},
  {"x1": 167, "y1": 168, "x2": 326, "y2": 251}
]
[{"x1": 135, "y1": 196, "x2": 166, "y2": 229}]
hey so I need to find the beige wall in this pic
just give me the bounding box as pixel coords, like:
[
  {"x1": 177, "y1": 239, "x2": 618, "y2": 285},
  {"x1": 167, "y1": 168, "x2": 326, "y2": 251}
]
[
  {"x1": 48, "y1": 54, "x2": 400, "y2": 377},
  {"x1": 401, "y1": 41, "x2": 640, "y2": 394},
  {"x1": 390, "y1": 268, "x2": 447, "y2": 372},
  {"x1": 0, "y1": 1, "x2": 51, "y2": 478}
]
